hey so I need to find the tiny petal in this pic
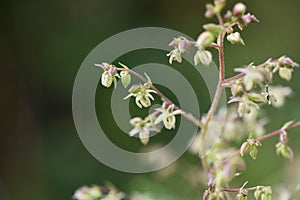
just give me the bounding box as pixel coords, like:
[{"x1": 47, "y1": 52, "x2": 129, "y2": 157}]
[{"x1": 140, "y1": 131, "x2": 150, "y2": 145}]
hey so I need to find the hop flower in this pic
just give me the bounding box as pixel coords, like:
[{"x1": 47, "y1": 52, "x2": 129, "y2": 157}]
[
  {"x1": 167, "y1": 49, "x2": 183, "y2": 64},
  {"x1": 98, "y1": 62, "x2": 120, "y2": 88},
  {"x1": 194, "y1": 50, "x2": 212, "y2": 66},
  {"x1": 124, "y1": 83, "x2": 156, "y2": 108},
  {"x1": 264, "y1": 86, "x2": 292, "y2": 107},
  {"x1": 254, "y1": 186, "x2": 272, "y2": 200},
  {"x1": 235, "y1": 66, "x2": 271, "y2": 91},
  {"x1": 154, "y1": 102, "x2": 182, "y2": 129},
  {"x1": 167, "y1": 37, "x2": 191, "y2": 64},
  {"x1": 129, "y1": 116, "x2": 158, "y2": 145},
  {"x1": 227, "y1": 32, "x2": 245, "y2": 45},
  {"x1": 196, "y1": 31, "x2": 215, "y2": 49},
  {"x1": 73, "y1": 186, "x2": 102, "y2": 200}
]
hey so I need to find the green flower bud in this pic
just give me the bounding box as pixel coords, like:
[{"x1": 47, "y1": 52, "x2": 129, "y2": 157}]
[
  {"x1": 276, "y1": 142, "x2": 294, "y2": 161},
  {"x1": 101, "y1": 71, "x2": 113, "y2": 88},
  {"x1": 140, "y1": 131, "x2": 150, "y2": 145},
  {"x1": 203, "y1": 23, "x2": 222, "y2": 37},
  {"x1": 196, "y1": 31, "x2": 215, "y2": 48},
  {"x1": 250, "y1": 146, "x2": 258, "y2": 159},
  {"x1": 194, "y1": 50, "x2": 212, "y2": 66},
  {"x1": 214, "y1": 0, "x2": 226, "y2": 13},
  {"x1": 279, "y1": 67, "x2": 292, "y2": 81},
  {"x1": 254, "y1": 186, "x2": 272, "y2": 200},
  {"x1": 240, "y1": 141, "x2": 251, "y2": 157},
  {"x1": 205, "y1": 3, "x2": 215, "y2": 18},
  {"x1": 247, "y1": 93, "x2": 265, "y2": 104},
  {"x1": 227, "y1": 32, "x2": 245, "y2": 45},
  {"x1": 120, "y1": 71, "x2": 131, "y2": 88}
]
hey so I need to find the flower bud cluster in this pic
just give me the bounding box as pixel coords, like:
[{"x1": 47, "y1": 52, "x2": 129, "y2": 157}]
[
  {"x1": 129, "y1": 116, "x2": 159, "y2": 145},
  {"x1": 154, "y1": 102, "x2": 182, "y2": 130},
  {"x1": 97, "y1": 62, "x2": 133, "y2": 89},
  {"x1": 204, "y1": 0, "x2": 226, "y2": 18},
  {"x1": 227, "y1": 57, "x2": 297, "y2": 117},
  {"x1": 73, "y1": 185, "x2": 125, "y2": 200},
  {"x1": 124, "y1": 83, "x2": 156, "y2": 108},
  {"x1": 275, "y1": 121, "x2": 294, "y2": 161},
  {"x1": 254, "y1": 186, "x2": 272, "y2": 200},
  {"x1": 167, "y1": 36, "x2": 191, "y2": 64},
  {"x1": 240, "y1": 139, "x2": 262, "y2": 160}
]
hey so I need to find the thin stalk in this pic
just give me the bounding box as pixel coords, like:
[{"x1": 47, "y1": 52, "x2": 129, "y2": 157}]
[
  {"x1": 200, "y1": 29, "x2": 226, "y2": 174},
  {"x1": 95, "y1": 64, "x2": 204, "y2": 128}
]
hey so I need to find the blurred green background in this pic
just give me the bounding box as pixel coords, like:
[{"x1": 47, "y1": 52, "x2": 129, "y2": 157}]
[{"x1": 1, "y1": 0, "x2": 300, "y2": 199}]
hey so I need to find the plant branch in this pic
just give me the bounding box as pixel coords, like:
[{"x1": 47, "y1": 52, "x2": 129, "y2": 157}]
[
  {"x1": 210, "y1": 121, "x2": 300, "y2": 173},
  {"x1": 95, "y1": 64, "x2": 204, "y2": 128},
  {"x1": 200, "y1": 25, "x2": 227, "y2": 175}
]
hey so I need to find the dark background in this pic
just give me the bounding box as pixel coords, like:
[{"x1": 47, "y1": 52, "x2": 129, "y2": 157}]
[{"x1": 1, "y1": 0, "x2": 300, "y2": 199}]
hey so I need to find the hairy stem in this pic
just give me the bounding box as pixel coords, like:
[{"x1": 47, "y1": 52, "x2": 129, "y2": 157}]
[{"x1": 200, "y1": 27, "x2": 227, "y2": 175}]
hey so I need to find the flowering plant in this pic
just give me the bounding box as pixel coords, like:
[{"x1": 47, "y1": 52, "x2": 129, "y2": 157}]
[{"x1": 74, "y1": 0, "x2": 300, "y2": 199}]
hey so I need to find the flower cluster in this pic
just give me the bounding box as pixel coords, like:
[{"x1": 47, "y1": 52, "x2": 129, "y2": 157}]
[
  {"x1": 276, "y1": 121, "x2": 294, "y2": 161},
  {"x1": 254, "y1": 186, "x2": 272, "y2": 200},
  {"x1": 154, "y1": 102, "x2": 182, "y2": 130},
  {"x1": 96, "y1": 62, "x2": 132, "y2": 88},
  {"x1": 167, "y1": 36, "x2": 191, "y2": 64},
  {"x1": 124, "y1": 83, "x2": 156, "y2": 108},
  {"x1": 226, "y1": 56, "x2": 298, "y2": 117},
  {"x1": 73, "y1": 185, "x2": 125, "y2": 200},
  {"x1": 128, "y1": 116, "x2": 158, "y2": 145}
]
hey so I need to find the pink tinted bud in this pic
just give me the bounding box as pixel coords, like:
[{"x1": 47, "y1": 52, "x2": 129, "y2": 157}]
[
  {"x1": 233, "y1": 2, "x2": 246, "y2": 16},
  {"x1": 169, "y1": 38, "x2": 180, "y2": 47},
  {"x1": 242, "y1": 13, "x2": 259, "y2": 25},
  {"x1": 283, "y1": 57, "x2": 293, "y2": 66},
  {"x1": 178, "y1": 40, "x2": 190, "y2": 52},
  {"x1": 279, "y1": 131, "x2": 287, "y2": 144},
  {"x1": 205, "y1": 3, "x2": 215, "y2": 18},
  {"x1": 108, "y1": 66, "x2": 117, "y2": 76}
]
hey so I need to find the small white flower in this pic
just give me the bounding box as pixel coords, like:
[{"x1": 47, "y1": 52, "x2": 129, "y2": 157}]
[
  {"x1": 124, "y1": 84, "x2": 157, "y2": 108},
  {"x1": 167, "y1": 49, "x2": 182, "y2": 64},
  {"x1": 129, "y1": 117, "x2": 158, "y2": 145},
  {"x1": 154, "y1": 103, "x2": 182, "y2": 129}
]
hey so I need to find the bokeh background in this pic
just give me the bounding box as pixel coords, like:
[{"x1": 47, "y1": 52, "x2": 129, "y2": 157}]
[{"x1": 1, "y1": 0, "x2": 300, "y2": 199}]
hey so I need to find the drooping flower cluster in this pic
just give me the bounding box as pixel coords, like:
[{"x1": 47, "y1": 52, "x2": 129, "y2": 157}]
[
  {"x1": 73, "y1": 185, "x2": 125, "y2": 200},
  {"x1": 96, "y1": 62, "x2": 132, "y2": 88},
  {"x1": 154, "y1": 102, "x2": 182, "y2": 130},
  {"x1": 167, "y1": 36, "x2": 191, "y2": 64},
  {"x1": 124, "y1": 83, "x2": 156, "y2": 108},
  {"x1": 128, "y1": 116, "x2": 158, "y2": 145},
  {"x1": 275, "y1": 121, "x2": 294, "y2": 161},
  {"x1": 226, "y1": 56, "x2": 298, "y2": 117}
]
